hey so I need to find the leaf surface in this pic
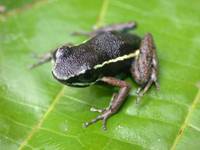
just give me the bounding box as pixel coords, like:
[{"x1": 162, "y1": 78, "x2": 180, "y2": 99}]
[{"x1": 0, "y1": 0, "x2": 200, "y2": 150}]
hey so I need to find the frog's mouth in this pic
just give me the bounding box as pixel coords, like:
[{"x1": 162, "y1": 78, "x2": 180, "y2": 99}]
[
  {"x1": 52, "y1": 70, "x2": 92, "y2": 87},
  {"x1": 66, "y1": 82, "x2": 92, "y2": 87}
]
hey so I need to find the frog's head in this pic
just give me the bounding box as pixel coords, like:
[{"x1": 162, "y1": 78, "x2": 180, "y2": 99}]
[{"x1": 52, "y1": 45, "x2": 97, "y2": 87}]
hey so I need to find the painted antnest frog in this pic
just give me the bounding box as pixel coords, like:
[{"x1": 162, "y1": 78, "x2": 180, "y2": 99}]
[{"x1": 31, "y1": 21, "x2": 159, "y2": 130}]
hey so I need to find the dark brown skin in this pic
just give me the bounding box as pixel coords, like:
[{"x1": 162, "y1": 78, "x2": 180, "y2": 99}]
[
  {"x1": 131, "y1": 33, "x2": 159, "y2": 103},
  {"x1": 84, "y1": 77, "x2": 131, "y2": 130},
  {"x1": 72, "y1": 22, "x2": 137, "y2": 37},
  {"x1": 83, "y1": 31, "x2": 159, "y2": 129},
  {"x1": 31, "y1": 22, "x2": 159, "y2": 130}
]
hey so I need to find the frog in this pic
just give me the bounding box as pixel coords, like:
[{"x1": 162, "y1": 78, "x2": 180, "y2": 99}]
[{"x1": 31, "y1": 21, "x2": 159, "y2": 130}]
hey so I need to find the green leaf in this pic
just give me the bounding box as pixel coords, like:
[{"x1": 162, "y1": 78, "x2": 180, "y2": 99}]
[
  {"x1": 0, "y1": 0, "x2": 36, "y2": 12},
  {"x1": 0, "y1": 0, "x2": 200, "y2": 150}
]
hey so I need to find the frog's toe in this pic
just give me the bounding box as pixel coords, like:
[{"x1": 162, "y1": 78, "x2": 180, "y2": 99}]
[
  {"x1": 83, "y1": 108, "x2": 113, "y2": 130},
  {"x1": 83, "y1": 115, "x2": 103, "y2": 128},
  {"x1": 90, "y1": 107, "x2": 106, "y2": 113}
]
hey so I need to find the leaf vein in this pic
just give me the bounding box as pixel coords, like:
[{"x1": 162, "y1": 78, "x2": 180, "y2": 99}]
[
  {"x1": 95, "y1": 132, "x2": 146, "y2": 149},
  {"x1": 188, "y1": 123, "x2": 200, "y2": 132},
  {"x1": 17, "y1": 86, "x2": 65, "y2": 150},
  {"x1": 0, "y1": 133, "x2": 33, "y2": 149},
  {"x1": 170, "y1": 85, "x2": 200, "y2": 150},
  {"x1": 0, "y1": 114, "x2": 84, "y2": 147},
  {"x1": 95, "y1": 0, "x2": 109, "y2": 28}
]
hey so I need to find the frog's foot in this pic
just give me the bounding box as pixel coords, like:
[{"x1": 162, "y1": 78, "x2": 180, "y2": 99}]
[
  {"x1": 135, "y1": 70, "x2": 159, "y2": 104},
  {"x1": 83, "y1": 77, "x2": 130, "y2": 130},
  {"x1": 84, "y1": 106, "x2": 113, "y2": 130},
  {"x1": 84, "y1": 93, "x2": 117, "y2": 130},
  {"x1": 72, "y1": 21, "x2": 137, "y2": 37},
  {"x1": 130, "y1": 33, "x2": 159, "y2": 104}
]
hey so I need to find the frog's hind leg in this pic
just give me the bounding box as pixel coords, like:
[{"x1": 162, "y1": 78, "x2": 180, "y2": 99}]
[
  {"x1": 84, "y1": 77, "x2": 131, "y2": 130},
  {"x1": 136, "y1": 70, "x2": 158, "y2": 104},
  {"x1": 72, "y1": 21, "x2": 137, "y2": 37},
  {"x1": 130, "y1": 33, "x2": 159, "y2": 103}
]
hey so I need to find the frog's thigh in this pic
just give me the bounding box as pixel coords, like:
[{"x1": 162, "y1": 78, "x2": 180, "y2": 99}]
[{"x1": 130, "y1": 33, "x2": 159, "y2": 103}]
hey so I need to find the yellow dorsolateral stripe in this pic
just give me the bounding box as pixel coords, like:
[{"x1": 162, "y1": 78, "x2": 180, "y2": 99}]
[{"x1": 94, "y1": 50, "x2": 140, "y2": 69}]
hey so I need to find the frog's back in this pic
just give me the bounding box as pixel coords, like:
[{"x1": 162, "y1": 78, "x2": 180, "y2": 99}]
[
  {"x1": 52, "y1": 32, "x2": 141, "y2": 86},
  {"x1": 76, "y1": 32, "x2": 141, "y2": 68}
]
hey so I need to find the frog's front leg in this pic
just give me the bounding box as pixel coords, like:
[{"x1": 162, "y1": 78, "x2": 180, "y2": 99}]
[
  {"x1": 29, "y1": 43, "x2": 74, "y2": 69},
  {"x1": 84, "y1": 77, "x2": 130, "y2": 130},
  {"x1": 29, "y1": 51, "x2": 53, "y2": 69},
  {"x1": 130, "y1": 33, "x2": 159, "y2": 103},
  {"x1": 72, "y1": 21, "x2": 137, "y2": 37}
]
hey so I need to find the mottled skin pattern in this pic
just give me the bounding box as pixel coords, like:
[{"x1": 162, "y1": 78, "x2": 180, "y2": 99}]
[
  {"x1": 131, "y1": 33, "x2": 159, "y2": 102},
  {"x1": 53, "y1": 32, "x2": 141, "y2": 86},
  {"x1": 31, "y1": 22, "x2": 159, "y2": 130},
  {"x1": 132, "y1": 34, "x2": 153, "y2": 85}
]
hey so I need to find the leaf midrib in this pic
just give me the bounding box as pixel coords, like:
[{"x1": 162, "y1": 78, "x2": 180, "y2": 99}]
[
  {"x1": 18, "y1": 86, "x2": 65, "y2": 150},
  {"x1": 11, "y1": 0, "x2": 199, "y2": 149},
  {"x1": 17, "y1": 0, "x2": 110, "y2": 149}
]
